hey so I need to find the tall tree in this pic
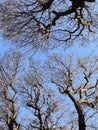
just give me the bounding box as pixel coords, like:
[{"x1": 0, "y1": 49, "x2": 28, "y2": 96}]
[
  {"x1": 0, "y1": 52, "x2": 72, "y2": 130},
  {"x1": 18, "y1": 58, "x2": 69, "y2": 130},
  {"x1": 0, "y1": 0, "x2": 97, "y2": 49},
  {"x1": 0, "y1": 51, "x2": 21, "y2": 130},
  {"x1": 45, "y1": 54, "x2": 98, "y2": 130}
]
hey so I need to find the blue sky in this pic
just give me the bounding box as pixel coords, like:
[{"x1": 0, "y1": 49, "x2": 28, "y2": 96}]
[
  {"x1": 1, "y1": 32, "x2": 98, "y2": 63},
  {"x1": 0, "y1": 37, "x2": 13, "y2": 54},
  {"x1": 0, "y1": 37, "x2": 98, "y2": 58}
]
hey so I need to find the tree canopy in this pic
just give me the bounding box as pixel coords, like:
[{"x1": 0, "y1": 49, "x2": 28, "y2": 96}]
[
  {"x1": 0, "y1": 51, "x2": 98, "y2": 130},
  {"x1": 0, "y1": 1, "x2": 98, "y2": 130},
  {"x1": 0, "y1": 0, "x2": 97, "y2": 49}
]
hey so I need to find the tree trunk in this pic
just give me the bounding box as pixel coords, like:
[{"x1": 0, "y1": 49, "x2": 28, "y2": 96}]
[
  {"x1": 8, "y1": 124, "x2": 13, "y2": 130},
  {"x1": 78, "y1": 111, "x2": 86, "y2": 130},
  {"x1": 67, "y1": 91, "x2": 86, "y2": 130}
]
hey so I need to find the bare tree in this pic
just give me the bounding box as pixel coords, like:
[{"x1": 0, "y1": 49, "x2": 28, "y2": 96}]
[
  {"x1": 0, "y1": 0, "x2": 97, "y2": 49},
  {"x1": 18, "y1": 58, "x2": 68, "y2": 130},
  {"x1": 0, "y1": 50, "x2": 21, "y2": 130},
  {"x1": 0, "y1": 50, "x2": 98, "y2": 130},
  {"x1": 45, "y1": 54, "x2": 98, "y2": 130},
  {"x1": 0, "y1": 51, "x2": 75, "y2": 130}
]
